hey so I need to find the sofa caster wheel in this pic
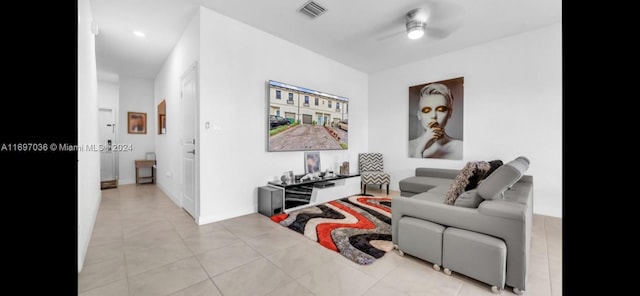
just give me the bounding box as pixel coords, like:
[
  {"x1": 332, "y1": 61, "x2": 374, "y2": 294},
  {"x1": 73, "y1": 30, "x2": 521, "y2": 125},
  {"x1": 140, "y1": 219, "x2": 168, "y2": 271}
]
[
  {"x1": 443, "y1": 268, "x2": 451, "y2": 275},
  {"x1": 433, "y1": 264, "x2": 440, "y2": 271},
  {"x1": 513, "y1": 287, "x2": 524, "y2": 295},
  {"x1": 393, "y1": 245, "x2": 405, "y2": 256},
  {"x1": 491, "y1": 286, "x2": 500, "y2": 294}
]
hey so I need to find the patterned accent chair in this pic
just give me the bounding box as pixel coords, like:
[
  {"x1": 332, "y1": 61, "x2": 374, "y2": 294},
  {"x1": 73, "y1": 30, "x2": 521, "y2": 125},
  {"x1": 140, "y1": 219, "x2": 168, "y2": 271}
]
[{"x1": 358, "y1": 153, "x2": 390, "y2": 194}]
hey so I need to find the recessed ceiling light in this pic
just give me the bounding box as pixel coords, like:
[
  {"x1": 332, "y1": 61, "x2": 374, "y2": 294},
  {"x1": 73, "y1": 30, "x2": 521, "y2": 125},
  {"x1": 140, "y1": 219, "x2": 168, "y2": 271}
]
[{"x1": 133, "y1": 31, "x2": 145, "y2": 37}]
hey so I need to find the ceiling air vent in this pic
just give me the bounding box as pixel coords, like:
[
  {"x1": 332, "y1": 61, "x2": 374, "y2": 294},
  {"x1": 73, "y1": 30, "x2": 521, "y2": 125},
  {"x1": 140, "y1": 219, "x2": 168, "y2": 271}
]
[{"x1": 298, "y1": 1, "x2": 326, "y2": 19}]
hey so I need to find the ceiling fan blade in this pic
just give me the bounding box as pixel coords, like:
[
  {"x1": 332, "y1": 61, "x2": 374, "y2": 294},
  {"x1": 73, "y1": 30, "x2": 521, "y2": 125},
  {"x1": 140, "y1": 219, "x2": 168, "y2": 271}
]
[
  {"x1": 376, "y1": 29, "x2": 406, "y2": 42},
  {"x1": 425, "y1": 23, "x2": 461, "y2": 40},
  {"x1": 426, "y1": 1, "x2": 465, "y2": 24},
  {"x1": 423, "y1": 1, "x2": 465, "y2": 40}
]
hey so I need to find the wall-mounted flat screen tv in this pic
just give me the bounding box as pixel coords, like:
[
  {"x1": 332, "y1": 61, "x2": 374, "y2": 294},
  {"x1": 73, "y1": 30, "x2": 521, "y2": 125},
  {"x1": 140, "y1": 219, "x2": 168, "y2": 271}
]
[{"x1": 268, "y1": 80, "x2": 349, "y2": 152}]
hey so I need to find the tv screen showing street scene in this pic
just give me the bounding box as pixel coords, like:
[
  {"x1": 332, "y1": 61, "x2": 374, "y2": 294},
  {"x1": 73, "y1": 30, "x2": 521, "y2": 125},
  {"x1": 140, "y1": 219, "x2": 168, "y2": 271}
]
[{"x1": 268, "y1": 80, "x2": 349, "y2": 152}]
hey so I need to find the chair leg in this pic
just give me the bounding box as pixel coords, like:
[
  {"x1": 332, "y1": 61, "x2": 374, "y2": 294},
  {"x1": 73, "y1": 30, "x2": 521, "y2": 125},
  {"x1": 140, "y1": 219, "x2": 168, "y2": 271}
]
[
  {"x1": 379, "y1": 184, "x2": 382, "y2": 189},
  {"x1": 387, "y1": 184, "x2": 389, "y2": 195},
  {"x1": 363, "y1": 184, "x2": 367, "y2": 194}
]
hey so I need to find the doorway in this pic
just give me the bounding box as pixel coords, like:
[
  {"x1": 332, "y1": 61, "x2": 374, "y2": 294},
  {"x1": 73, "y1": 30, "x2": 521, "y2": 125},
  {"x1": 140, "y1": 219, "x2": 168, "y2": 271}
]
[
  {"x1": 99, "y1": 108, "x2": 118, "y2": 189},
  {"x1": 181, "y1": 63, "x2": 198, "y2": 219}
]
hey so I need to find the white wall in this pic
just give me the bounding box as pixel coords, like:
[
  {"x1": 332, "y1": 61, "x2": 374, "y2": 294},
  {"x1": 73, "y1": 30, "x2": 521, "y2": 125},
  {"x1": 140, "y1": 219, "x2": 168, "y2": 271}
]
[
  {"x1": 154, "y1": 12, "x2": 200, "y2": 206},
  {"x1": 369, "y1": 23, "x2": 562, "y2": 217},
  {"x1": 197, "y1": 7, "x2": 368, "y2": 224},
  {"x1": 118, "y1": 76, "x2": 155, "y2": 184},
  {"x1": 77, "y1": 0, "x2": 101, "y2": 272},
  {"x1": 98, "y1": 80, "x2": 119, "y2": 111}
]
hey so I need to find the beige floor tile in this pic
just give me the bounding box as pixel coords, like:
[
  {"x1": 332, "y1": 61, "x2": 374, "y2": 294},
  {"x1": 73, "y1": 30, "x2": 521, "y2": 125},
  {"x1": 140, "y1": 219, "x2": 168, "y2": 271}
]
[
  {"x1": 123, "y1": 228, "x2": 183, "y2": 254},
  {"x1": 362, "y1": 280, "x2": 404, "y2": 296},
  {"x1": 365, "y1": 258, "x2": 462, "y2": 296},
  {"x1": 165, "y1": 211, "x2": 198, "y2": 226},
  {"x1": 528, "y1": 253, "x2": 551, "y2": 281},
  {"x1": 546, "y1": 236, "x2": 562, "y2": 261},
  {"x1": 125, "y1": 240, "x2": 193, "y2": 276},
  {"x1": 449, "y1": 272, "x2": 505, "y2": 295},
  {"x1": 532, "y1": 214, "x2": 546, "y2": 234},
  {"x1": 297, "y1": 258, "x2": 378, "y2": 296},
  {"x1": 551, "y1": 277, "x2": 562, "y2": 296},
  {"x1": 92, "y1": 216, "x2": 122, "y2": 230},
  {"x1": 128, "y1": 256, "x2": 208, "y2": 296},
  {"x1": 212, "y1": 257, "x2": 294, "y2": 296},
  {"x1": 241, "y1": 227, "x2": 307, "y2": 256},
  {"x1": 263, "y1": 281, "x2": 314, "y2": 296},
  {"x1": 548, "y1": 256, "x2": 562, "y2": 287},
  {"x1": 266, "y1": 241, "x2": 338, "y2": 279},
  {"x1": 219, "y1": 213, "x2": 282, "y2": 238},
  {"x1": 349, "y1": 249, "x2": 406, "y2": 280},
  {"x1": 530, "y1": 228, "x2": 548, "y2": 258},
  {"x1": 88, "y1": 226, "x2": 123, "y2": 247},
  {"x1": 95, "y1": 210, "x2": 121, "y2": 224},
  {"x1": 78, "y1": 279, "x2": 129, "y2": 296},
  {"x1": 182, "y1": 228, "x2": 242, "y2": 254},
  {"x1": 196, "y1": 242, "x2": 262, "y2": 277},
  {"x1": 78, "y1": 256, "x2": 127, "y2": 292},
  {"x1": 172, "y1": 220, "x2": 223, "y2": 239},
  {"x1": 545, "y1": 216, "x2": 562, "y2": 229},
  {"x1": 122, "y1": 219, "x2": 173, "y2": 239},
  {"x1": 169, "y1": 279, "x2": 221, "y2": 296},
  {"x1": 83, "y1": 241, "x2": 124, "y2": 266},
  {"x1": 517, "y1": 272, "x2": 552, "y2": 296}
]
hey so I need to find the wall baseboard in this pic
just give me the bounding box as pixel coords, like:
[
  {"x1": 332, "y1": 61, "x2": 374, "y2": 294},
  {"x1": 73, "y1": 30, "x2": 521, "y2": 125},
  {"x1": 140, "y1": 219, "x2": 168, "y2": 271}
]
[
  {"x1": 534, "y1": 206, "x2": 562, "y2": 218},
  {"x1": 78, "y1": 191, "x2": 102, "y2": 273},
  {"x1": 156, "y1": 182, "x2": 181, "y2": 208},
  {"x1": 198, "y1": 210, "x2": 255, "y2": 226},
  {"x1": 118, "y1": 179, "x2": 135, "y2": 185}
]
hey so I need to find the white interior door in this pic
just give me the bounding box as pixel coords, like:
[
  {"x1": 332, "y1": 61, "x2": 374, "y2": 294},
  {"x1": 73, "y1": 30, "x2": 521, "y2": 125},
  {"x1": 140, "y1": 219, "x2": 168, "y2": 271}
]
[
  {"x1": 181, "y1": 64, "x2": 198, "y2": 219},
  {"x1": 99, "y1": 108, "x2": 117, "y2": 183}
]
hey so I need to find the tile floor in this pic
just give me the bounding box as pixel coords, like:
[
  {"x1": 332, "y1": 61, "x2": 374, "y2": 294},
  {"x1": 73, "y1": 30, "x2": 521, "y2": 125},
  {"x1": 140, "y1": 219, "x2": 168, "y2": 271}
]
[{"x1": 78, "y1": 184, "x2": 562, "y2": 296}]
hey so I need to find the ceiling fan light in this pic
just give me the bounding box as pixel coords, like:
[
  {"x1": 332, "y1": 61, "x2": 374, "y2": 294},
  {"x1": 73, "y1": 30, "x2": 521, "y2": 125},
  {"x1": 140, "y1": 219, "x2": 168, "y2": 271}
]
[
  {"x1": 406, "y1": 22, "x2": 426, "y2": 40},
  {"x1": 407, "y1": 27, "x2": 424, "y2": 39}
]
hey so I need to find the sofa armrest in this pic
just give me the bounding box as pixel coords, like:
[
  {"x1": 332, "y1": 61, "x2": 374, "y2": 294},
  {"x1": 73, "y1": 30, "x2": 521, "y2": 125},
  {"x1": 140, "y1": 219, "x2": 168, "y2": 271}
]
[{"x1": 478, "y1": 200, "x2": 527, "y2": 221}]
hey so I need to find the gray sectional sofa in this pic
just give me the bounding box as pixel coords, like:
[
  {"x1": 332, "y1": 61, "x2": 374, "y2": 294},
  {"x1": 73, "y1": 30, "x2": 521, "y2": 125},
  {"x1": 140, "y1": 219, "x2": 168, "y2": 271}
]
[{"x1": 393, "y1": 157, "x2": 533, "y2": 295}]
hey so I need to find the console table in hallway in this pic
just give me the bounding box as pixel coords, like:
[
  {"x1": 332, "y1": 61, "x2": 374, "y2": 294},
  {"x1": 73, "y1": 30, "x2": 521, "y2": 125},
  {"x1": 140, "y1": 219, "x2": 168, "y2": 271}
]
[{"x1": 135, "y1": 159, "x2": 156, "y2": 184}]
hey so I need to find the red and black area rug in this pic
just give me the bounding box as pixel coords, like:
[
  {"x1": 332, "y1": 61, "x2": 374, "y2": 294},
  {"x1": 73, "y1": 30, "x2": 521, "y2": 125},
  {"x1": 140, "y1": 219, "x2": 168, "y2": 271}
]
[{"x1": 271, "y1": 195, "x2": 392, "y2": 265}]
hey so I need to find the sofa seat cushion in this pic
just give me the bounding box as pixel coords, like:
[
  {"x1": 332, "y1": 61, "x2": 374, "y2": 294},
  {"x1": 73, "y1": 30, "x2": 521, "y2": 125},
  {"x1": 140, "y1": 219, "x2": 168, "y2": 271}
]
[
  {"x1": 399, "y1": 177, "x2": 453, "y2": 194},
  {"x1": 427, "y1": 185, "x2": 450, "y2": 195},
  {"x1": 361, "y1": 171, "x2": 390, "y2": 184},
  {"x1": 411, "y1": 191, "x2": 447, "y2": 203}
]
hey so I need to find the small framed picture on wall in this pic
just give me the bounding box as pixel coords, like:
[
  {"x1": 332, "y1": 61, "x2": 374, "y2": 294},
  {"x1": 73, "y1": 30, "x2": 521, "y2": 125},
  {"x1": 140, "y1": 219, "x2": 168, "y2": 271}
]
[
  {"x1": 304, "y1": 152, "x2": 321, "y2": 174},
  {"x1": 128, "y1": 112, "x2": 147, "y2": 134}
]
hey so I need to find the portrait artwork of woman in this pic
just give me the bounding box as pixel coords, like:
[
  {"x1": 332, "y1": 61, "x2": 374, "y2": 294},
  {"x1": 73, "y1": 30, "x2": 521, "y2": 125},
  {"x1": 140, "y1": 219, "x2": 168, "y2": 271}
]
[{"x1": 408, "y1": 78, "x2": 463, "y2": 159}]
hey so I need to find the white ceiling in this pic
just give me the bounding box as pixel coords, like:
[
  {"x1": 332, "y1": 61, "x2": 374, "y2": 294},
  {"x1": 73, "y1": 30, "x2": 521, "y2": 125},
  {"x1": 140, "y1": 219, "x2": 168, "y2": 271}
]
[{"x1": 90, "y1": 0, "x2": 562, "y2": 79}]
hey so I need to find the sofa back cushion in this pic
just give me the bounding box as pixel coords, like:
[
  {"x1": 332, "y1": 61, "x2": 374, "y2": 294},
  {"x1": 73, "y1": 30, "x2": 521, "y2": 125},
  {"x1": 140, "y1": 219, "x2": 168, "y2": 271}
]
[
  {"x1": 477, "y1": 156, "x2": 529, "y2": 200},
  {"x1": 444, "y1": 161, "x2": 492, "y2": 205},
  {"x1": 453, "y1": 189, "x2": 484, "y2": 208}
]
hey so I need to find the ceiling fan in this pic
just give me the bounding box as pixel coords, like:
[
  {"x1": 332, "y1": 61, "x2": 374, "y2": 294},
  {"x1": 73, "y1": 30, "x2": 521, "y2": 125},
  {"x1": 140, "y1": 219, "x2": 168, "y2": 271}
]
[{"x1": 376, "y1": 2, "x2": 464, "y2": 42}]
